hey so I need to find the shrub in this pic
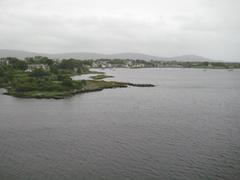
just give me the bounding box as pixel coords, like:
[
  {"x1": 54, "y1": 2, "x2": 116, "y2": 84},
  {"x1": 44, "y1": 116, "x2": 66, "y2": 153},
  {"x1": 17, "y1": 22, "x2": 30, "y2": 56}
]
[
  {"x1": 31, "y1": 69, "x2": 49, "y2": 78},
  {"x1": 62, "y1": 77, "x2": 73, "y2": 87}
]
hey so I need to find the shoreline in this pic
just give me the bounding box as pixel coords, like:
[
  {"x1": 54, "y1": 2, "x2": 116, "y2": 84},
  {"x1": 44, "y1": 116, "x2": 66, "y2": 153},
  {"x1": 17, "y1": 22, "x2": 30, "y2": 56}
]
[{"x1": 3, "y1": 80, "x2": 155, "y2": 99}]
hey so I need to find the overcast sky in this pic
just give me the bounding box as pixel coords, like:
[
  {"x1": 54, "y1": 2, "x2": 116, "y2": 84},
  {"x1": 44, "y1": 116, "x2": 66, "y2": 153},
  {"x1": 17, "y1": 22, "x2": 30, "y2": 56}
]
[{"x1": 0, "y1": 0, "x2": 239, "y2": 61}]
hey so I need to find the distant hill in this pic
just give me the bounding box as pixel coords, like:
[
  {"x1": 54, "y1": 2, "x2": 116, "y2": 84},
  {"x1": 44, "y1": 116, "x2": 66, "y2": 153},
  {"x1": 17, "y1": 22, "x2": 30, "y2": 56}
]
[
  {"x1": 0, "y1": 49, "x2": 42, "y2": 59},
  {"x1": 161, "y1": 55, "x2": 212, "y2": 62},
  {"x1": 0, "y1": 49, "x2": 213, "y2": 62}
]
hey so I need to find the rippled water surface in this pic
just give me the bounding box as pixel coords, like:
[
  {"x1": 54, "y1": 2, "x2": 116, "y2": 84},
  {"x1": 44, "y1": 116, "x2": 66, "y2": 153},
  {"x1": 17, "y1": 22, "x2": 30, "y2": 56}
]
[{"x1": 0, "y1": 68, "x2": 240, "y2": 180}]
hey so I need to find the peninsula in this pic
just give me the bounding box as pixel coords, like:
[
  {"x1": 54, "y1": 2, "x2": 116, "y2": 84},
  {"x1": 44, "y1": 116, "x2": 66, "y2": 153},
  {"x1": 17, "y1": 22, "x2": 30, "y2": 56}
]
[{"x1": 0, "y1": 56, "x2": 154, "y2": 99}]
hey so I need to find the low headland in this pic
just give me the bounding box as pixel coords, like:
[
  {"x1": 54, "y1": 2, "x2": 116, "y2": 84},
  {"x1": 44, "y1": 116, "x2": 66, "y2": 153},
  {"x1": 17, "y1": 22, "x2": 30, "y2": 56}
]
[{"x1": 0, "y1": 57, "x2": 154, "y2": 99}]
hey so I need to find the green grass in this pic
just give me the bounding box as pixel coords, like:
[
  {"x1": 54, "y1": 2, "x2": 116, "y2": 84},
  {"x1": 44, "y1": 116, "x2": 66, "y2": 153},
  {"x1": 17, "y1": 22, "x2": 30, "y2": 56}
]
[
  {"x1": 7, "y1": 80, "x2": 128, "y2": 99},
  {"x1": 81, "y1": 80, "x2": 127, "y2": 92},
  {"x1": 90, "y1": 74, "x2": 114, "y2": 80}
]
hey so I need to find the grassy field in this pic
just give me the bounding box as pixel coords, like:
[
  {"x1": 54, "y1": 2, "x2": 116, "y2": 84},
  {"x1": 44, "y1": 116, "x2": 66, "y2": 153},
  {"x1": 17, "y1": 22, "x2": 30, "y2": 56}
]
[
  {"x1": 6, "y1": 80, "x2": 129, "y2": 99},
  {"x1": 90, "y1": 74, "x2": 114, "y2": 80}
]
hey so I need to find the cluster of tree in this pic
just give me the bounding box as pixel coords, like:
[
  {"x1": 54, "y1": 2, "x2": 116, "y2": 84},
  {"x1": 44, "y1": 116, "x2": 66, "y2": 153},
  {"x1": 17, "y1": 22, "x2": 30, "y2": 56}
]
[
  {"x1": 58, "y1": 59, "x2": 89, "y2": 73},
  {"x1": 25, "y1": 56, "x2": 54, "y2": 66},
  {"x1": 0, "y1": 56, "x2": 90, "y2": 74},
  {"x1": 0, "y1": 56, "x2": 89, "y2": 92},
  {"x1": 8, "y1": 68, "x2": 85, "y2": 93},
  {"x1": 1, "y1": 57, "x2": 27, "y2": 70},
  {"x1": 0, "y1": 63, "x2": 16, "y2": 87}
]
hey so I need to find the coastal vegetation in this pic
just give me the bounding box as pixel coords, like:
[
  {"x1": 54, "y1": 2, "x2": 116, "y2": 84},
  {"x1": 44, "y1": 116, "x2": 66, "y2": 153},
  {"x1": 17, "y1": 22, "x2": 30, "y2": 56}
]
[
  {"x1": 90, "y1": 74, "x2": 114, "y2": 80},
  {"x1": 0, "y1": 56, "x2": 154, "y2": 99},
  {"x1": 87, "y1": 59, "x2": 240, "y2": 69},
  {"x1": 1, "y1": 55, "x2": 237, "y2": 99}
]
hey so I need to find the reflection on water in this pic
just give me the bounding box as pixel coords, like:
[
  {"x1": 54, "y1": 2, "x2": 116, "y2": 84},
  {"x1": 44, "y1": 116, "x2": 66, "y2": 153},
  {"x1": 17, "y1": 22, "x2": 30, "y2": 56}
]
[{"x1": 0, "y1": 68, "x2": 240, "y2": 180}]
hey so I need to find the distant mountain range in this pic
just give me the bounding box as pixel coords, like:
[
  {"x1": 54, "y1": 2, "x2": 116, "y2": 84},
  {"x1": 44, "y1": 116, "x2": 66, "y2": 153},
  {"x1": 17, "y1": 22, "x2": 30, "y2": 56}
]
[{"x1": 0, "y1": 49, "x2": 213, "y2": 62}]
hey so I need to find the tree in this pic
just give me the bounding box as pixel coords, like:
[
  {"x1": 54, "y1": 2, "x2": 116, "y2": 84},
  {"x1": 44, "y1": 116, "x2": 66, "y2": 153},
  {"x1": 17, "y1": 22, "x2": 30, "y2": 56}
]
[
  {"x1": 4, "y1": 57, "x2": 27, "y2": 70},
  {"x1": 50, "y1": 64, "x2": 59, "y2": 74},
  {"x1": 202, "y1": 61, "x2": 209, "y2": 66},
  {"x1": 31, "y1": 69, "x2": 49, "y2": 78},
  {"x1": 62, "y1": 77, "x2": 73, "y2": 87},
  {"x1": 0, "y1": 66, "x2": 4, "y2": 76}
]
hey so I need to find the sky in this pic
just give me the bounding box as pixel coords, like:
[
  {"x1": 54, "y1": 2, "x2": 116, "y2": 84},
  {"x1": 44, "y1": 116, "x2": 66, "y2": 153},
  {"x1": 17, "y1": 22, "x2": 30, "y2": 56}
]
[{"x1": 0, "y1": 0, "x2": 239, "y2": 61}]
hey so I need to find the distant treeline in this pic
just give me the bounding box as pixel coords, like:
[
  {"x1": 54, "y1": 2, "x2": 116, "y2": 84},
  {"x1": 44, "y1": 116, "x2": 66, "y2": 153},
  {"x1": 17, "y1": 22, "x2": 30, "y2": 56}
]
[
  {"x1": 1, "y1": 56, "x2": 240, "y2": 70},
  {"x1": 81, "y1": 59, "x2": 240, "y2": 69}
]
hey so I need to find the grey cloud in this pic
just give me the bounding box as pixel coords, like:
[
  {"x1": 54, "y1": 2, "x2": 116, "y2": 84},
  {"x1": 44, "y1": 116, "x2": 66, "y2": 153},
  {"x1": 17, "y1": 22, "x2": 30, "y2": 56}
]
[{"x1": 0, "y1": 0, "x2": 239, "y2": 61}]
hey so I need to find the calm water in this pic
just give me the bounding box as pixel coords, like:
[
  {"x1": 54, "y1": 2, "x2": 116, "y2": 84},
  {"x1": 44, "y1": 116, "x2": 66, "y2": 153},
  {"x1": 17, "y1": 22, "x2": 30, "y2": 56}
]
[{"x1": 0, "y1": 68, "x2": 240, "y2": 180}]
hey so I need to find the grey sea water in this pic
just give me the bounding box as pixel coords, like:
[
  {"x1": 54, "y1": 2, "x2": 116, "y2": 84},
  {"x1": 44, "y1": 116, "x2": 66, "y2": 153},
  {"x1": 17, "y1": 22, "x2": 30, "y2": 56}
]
[{"x1": 0, "y1": 68, "x2": 240, "y2": 180}]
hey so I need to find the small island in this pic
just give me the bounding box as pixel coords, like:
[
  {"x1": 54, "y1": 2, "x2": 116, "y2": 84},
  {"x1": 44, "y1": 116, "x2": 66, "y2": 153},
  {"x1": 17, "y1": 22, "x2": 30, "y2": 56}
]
[{"x1": 0, "y1": 57, "x2": 154, "y2": 99}]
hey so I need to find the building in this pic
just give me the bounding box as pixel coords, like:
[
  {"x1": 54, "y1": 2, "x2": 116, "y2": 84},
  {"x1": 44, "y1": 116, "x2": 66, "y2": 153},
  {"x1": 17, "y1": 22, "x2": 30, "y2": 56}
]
[{"x1": 26, "y1": 64, "x2": 49, "y2": 72}]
